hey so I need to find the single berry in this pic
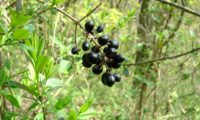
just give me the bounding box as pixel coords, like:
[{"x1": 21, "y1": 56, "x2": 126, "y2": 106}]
[
  {"x1": 87, "y1": 52, "x2": 99, "y2": 64},
  {"x1": 71, "y1": 47, "x2": 79, "y2": 55},
  {"x1": 105, "y1": 47, "x2": 117, "y2": 57},
  {"x1": 82, "y1": 61, "x2": 92, "y2": 68},
  {"x1": 114, "y1": 54, "x2": 125, "y2": 63},
  {"x1": 82, "y1": 53, "x2": 88, "y2": 61},
  {"x1": 114, "y1": 73, "x2": 121, "y2": 82},
  {"x1": 91, "y1": 46, "x2": 100, "y2": 53},
  {"x1": 102, "y1": 73, "x2": 108, "y2": 85},
  {"x1": 108, "y1": 40, "x2": 119, "y2": 49},
  {"x1": 106, "y1": 73, "x2": 115, "y2": 87},
  {"x1": 111, "y1": 62, "x2": 121, "y2": 69},
  {"x1": 92, "y1": 65, "x2": 103, "y2": 74},
  {"x1": 82, "y1": 41, "x2": 90, "y2": 51},
  {"x1": 96, "y1": 25, "x2": 104, "y2": 33},
  {"x1": 98, "y1": 35, "x2": 109, "y2": 46},
  {"x1": 85, "y1": 21, "x2": 94, "y2": 33}
]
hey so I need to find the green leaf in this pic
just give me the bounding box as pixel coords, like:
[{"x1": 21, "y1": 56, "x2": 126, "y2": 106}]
[
  {"x1": 79, "y1": 99, "x2": 93, "y2": 114},
  {"x1": 35, "y1": 55, "x2": 50, "y2": 74},
  {"x1": 68, "y1": 110, "x2": 77, "y2": 120},
  {"x1": 28, "y1": 101, "x2": 39, "y2": 110},
  {"x1": 13, "y1": 29, "x2": 29, "y2": 40},
  {"x1": 5, "y1": 95, "x2": 20, "y2": 108},
  {"x1": 0, "y1": 67, "x2": 9, "y2": 86},
  {"x1": 52, "y1": 0, "x2": 65, "y2": 5},
  {"x1": 11, "y1": 12, "x2": 31, "y2": 28},
  {"x1": 55, "y1": 95, "x2": 72, "y2": 110},
  {"x1": 58, "y1": 59, "x2": 72, "y2": 74},
  {"x1": 3, "y1": 80, "x2": 38, "y2": 96},
  {"x1": 78, "y1": 109, "x2": 97, "y2": 120},
  {"x1": 46, "y1": 78, "x2": 64, "y2": 88}
]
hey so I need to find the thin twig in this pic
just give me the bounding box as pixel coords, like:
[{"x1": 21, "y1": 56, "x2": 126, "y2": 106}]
[
  {"x1": 6, "y1": 1, "x2": 16, "y2": 9},
  {"x1": 79, "y1": 3, "x2": 102, "y2": 22},
  {"x1": 156, "y1": 0, "x2": 200, "y2": 17},
  {"x1": 54, "y1": 7, "x2": 79, "y2": 25},
  {"x1": 125, "y1": 47, "x2": 200, "y2": 66},
  {"x1": 74, "y1": 25, "x2": 78, "y2": 46}
]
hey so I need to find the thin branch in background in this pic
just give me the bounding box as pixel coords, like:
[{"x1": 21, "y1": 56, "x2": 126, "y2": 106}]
[
  {"x1": 6, "y1": 1, "x2": 16, "y2": 9},
  {"x1": 54, "y1": 7, "x2": 80, "y2": 25},
  {"x1": 74, "y1": 25, "x2": 78, "y2": 46},
  {"x1": 78, "y1": 3, "x2": 102, "y2": 22},
  {"x1": 156, "y1": 0, "x2": 200, "y2": 17},
  {"x1": 125, "y1": 47, "x2": 200, "y2": 66}
]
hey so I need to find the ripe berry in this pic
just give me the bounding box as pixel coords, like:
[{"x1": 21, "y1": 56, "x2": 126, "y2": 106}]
[
  {"x1": 82, "y1": 61, "x2": 92, "y2": 68},
  {"x1": 98, "y1": 35, "x2": 109, "y2": 46},
  {"x1": 106, "y1": 73, "x2": 115, "y2": 87},
  {"x1": 85, "y1": 21, "x2": 94, "y2": 33},
  {"x1": 91, "y1": 46, "x2": 100, "y2": 53},
  {"x1": 71, "y1": 47, "x2": 79, "y2": 55},
  {"x1": 102, "y1": 73, "x2": 108, "y2": 85},
  {"x1": 108, "y1": 40, "x2": 119, "y2": 49},
  {"x1": 111, "y1": 62, "x2": 121, "y2": 69},
  {"x1": 92, "y1": 65, "x2": 103, "y2": 74},
  {"x1": 87, "y1": 52, "x2": 99, "y2": 64},
  {"x1": 105, "y1": 47, "x2": 117, "y2": 57},
  {"x1": 114, "y1": 73, "x2": 121, "y2": 82},
  {"x1": 104, "y1": 47, "x2": 117, "y2": 58},
  {"x1": 114, "y1": 54, "x2": 125, "y2": 63},
  {"x1": 96, "y1": 25, "x2": 104, "y2": 33},
  {"x1": 82, "y1": 41, "x2": 90, "y2": 51}
]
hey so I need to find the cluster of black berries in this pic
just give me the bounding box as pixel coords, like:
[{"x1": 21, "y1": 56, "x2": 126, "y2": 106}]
[{"x1": 71, "y1": 20, "x2": 125, "y2": 87}]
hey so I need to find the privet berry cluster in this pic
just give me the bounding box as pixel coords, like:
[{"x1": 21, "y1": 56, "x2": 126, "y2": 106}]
[{"x1": 71, "y1": 20, "x2": 125, "y2": 87}]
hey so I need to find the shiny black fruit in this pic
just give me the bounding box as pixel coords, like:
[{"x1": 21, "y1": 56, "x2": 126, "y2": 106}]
[
  {"x1": 71, "y1": 47, "x2": 79, "y2": 55},
  {"x1": 82, "y1": 41, "x2": 90, "y2": 51},
  {"x1": 106, "y1": 73, "x2": 115, "y2": 87},
  {"x1": 87, "y1": 52, "x2": 99, "y2": 64},
  {"x1": 102, "y1": 73, "x2": 108, "y2": 85},
  {"x1": 106, "y1": 47, "x2": 117, "y2": 56},
  {"x1": 85, "y1": 21, "x2": 94, "y2": 33},
  {"x1": 111, "y1": 62, "x2": 121, "y2": 69},
  {"x1": 108, "y1": 40, "x2": 119, "y2": 49},
  {"x1": 98, "y1": 35, "x2": 109, "y2": 46},
  {"x1": 114, "y1": 73, "x2": 121, "y2": 82},
  {"x1": 96, "y1": 25, "x2": 104, "y2": 33},
  {"x1": 82, "y1": 61, "x2": 92, "y2": 68},
  {"x1": 92, "y1": 65, "x2": 103, "y2": 74},
  {"x1": 114, "y1": 54, "x2": 125, "y2": 63}
]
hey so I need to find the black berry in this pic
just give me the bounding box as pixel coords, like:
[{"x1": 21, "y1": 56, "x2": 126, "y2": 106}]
[
  {"x1": 87, "y1": 52, "x2": 99, "y2": 64},
  {"x1": 108, "y1": 40, "x2": 119, "y2": 49},
  {"x1": 114, "y1": 73, "x2": 121, "y2": 82},
  {"x1": 85, "y1": 21, "x2": 94, "y2": 33},
  {"x1": 106, "y1": 73, "x2": 115, "y2": 87},
  {"x1": 102, "y1": 73, "x2": 108, "y2": 85},
  {"x1": 82, "y1": 61, "x2": 92, "y2": 68},
  {"x1": 71, "y1": 47, "x2": 79, "y2": 55},
  {"x1": 92, "y1": 65, "x2": 103, "y2": 74},
  {"x1": 82, "y1": 41, "x2": 90, "y2": 51},
  {"x1": 114, "y1": 54, "x2": 125, "y2": 63},
  {"x1": 105, "y1": 47, "x2": 117, "y2": 57},
  {"x1": 111, "y1": 62, "x2": 121, "y2": 69},
  {"x1": 96, "y1": 25, "x2": 104, "y2": 33},
  {"x1": 98, "y1": 35, "x2": 109, "y2": 46}
]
